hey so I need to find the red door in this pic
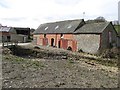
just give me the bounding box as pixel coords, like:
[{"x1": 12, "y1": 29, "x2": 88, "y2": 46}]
[
  {"x1": 61, "y1": 39, "x2": 68, "y2": 49},
  {"x1": 43, "y1": 38, "x2": 48, "y2": 46},
  {"x1": 72, "y1": 40, "x2": 77, "y2": 52}
]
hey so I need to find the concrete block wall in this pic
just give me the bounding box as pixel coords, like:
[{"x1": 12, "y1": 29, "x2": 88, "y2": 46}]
[{"x1": 11, "y1": 34, "x2": 28, "y2": 43}]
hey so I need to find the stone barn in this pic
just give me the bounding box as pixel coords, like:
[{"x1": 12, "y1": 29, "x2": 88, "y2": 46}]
[
  {"x1": 33, "y1": 19, "x2": 118, "y2": 54},
  {"x1": 74, "y1": 22, "x2": 117, "y2": 53}
]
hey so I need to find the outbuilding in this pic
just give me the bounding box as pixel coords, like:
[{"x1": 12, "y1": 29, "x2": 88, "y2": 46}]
[{"x1": 33, "y1": 19, "x2": 118, "y2": 54}]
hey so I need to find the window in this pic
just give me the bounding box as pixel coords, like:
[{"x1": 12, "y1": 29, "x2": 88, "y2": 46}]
[
  {"x1": 44, "y1": 27, "x2": 48, "y2": 30},
  {"x1": 55, "y1": 25, "x2": 59, "y2": 30},
  {"x1": 67, "y1": 25, "x2": 72, "y2": 29}
]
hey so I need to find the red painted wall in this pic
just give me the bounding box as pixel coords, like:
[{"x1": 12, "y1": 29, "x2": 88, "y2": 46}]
[{"x1": 33, "y1": 34, "x2": 77, "y2": 51}]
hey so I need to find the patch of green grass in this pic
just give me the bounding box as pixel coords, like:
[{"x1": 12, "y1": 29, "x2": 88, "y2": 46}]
[
  {"x1": 29, "y1": 61, "x2": 45, "y2": 68},
  {"x1": 98, "y1": 59, "x2": 117, "y2": 67},
  {"x1": 67, "y1": 59, "x2": 75, "y2": 64},
  {"x1": 89, "y1": 58, "x2": 118, "y2": 67},
  {"x1": 3, "y1": 55, "x2": 45, "y2": 69},
  {"x1": 15, "y1": 57, "x2": 24, "y2": 62},
  {"x1": 114, "y1": 25, "x2": 120, "y2": 36}
]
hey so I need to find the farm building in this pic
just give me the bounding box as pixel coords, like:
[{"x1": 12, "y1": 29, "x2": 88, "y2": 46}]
[
  {"x1": 10, "y1": 27, "x2": 30, "y2": 42},
  {"x1": 33, "y1": 19, "x2": 118, "y2": 54},
  {"x1": 0, "y1": 26, "x2": 30, "y2": 43},
  {"x1": 0, "y1": 26, "x2": 11, "y2": 42}
]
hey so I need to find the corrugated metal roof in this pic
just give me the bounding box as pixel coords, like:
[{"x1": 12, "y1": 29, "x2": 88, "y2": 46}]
[
  {"x1": 0, "y1": 26, "x2": 11, "y2": 32},
  {"x1": 34, "y1": 19, "x2": 84, "y2": 34},
  {"x1": 74, "y1": 22, "x2": 110, "y2": 34}
]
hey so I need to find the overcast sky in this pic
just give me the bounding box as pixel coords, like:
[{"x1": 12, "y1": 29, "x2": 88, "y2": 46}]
[{"x1": 0, "y1": 0, "x2": 119, "y2": 29}]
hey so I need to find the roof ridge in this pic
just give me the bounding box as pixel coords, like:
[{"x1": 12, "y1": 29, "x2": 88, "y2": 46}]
[
  {"x1": 41, "y1": 19, "x2": 83, "y2": 25},
  {"x1": 85, "y1": 21, "x2": 109, "y2": 25},
  {"x1": 100, "y1": 22, "x2": 110, "y2": 32}
]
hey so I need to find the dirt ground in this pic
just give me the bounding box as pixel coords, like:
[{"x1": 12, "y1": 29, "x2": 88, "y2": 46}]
[{"x1": 1, "y1": 44, "x2": 119, "y2": 88}]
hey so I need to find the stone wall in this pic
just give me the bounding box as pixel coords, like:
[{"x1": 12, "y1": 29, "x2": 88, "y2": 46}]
[
  {"x1": 101, "y1": 23, "x2": 117, "y2": 50},
  {"x1": 74, "y1": 34, "x2": 100, "y2": 54},
  {"x1": 117, "y1": 36, "x2": 120, "y2": 47}
]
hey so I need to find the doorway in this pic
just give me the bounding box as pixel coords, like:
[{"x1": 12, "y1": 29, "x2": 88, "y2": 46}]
[
  {"x1": 58, "y1": 41, "x2": 60, "y2": 48},
  {"x1": 7, "y1": 36, "x2": 10, "y2": 42},
  {"x1": 51, "y1": 38, "x2": 54, "y2": 46}
]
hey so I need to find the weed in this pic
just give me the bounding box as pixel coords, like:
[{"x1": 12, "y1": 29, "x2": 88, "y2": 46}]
[
  {"x1": 67, "y1": 59, "x2": 75, "y2": 64},
  {"x1": 32, "y1": 61, "x2": 41, "y2": 68}
]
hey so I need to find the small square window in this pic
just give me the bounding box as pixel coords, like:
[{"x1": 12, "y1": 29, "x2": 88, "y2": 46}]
[
  {"x1": 67, "y1": 25, "x2": 72, "y2": 29},
  {"x1": 55, "y1": 25, "x2": 59, "y2": 30},
  {"x1": 44, "y1": 27, "x2": 48, "y2": 30}
]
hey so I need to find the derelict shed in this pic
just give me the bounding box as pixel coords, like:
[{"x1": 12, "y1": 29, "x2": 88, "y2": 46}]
[
  {"x1": 10, "y1": 27, "x2": 31, "y2": 43},
  {"x1": 13, "y1": 27, "x2": 30, "y2": 39}
]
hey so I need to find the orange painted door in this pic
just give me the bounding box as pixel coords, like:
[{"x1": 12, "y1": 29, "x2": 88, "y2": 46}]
[
  {"x1": 61, "y1": 39, "x2": 68, "y2": 49},
  {"x1": 43, "y1": 38, "x2": 48, "y2": 46},
  {"x1": 72, "y1": 40, "x2": 77, "y2": 51}
]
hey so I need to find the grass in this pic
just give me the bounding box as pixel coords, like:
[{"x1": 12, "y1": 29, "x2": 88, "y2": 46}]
[
  {"x1": 3, "y1": 54, "x2": 45, "y2": 69},
  {"x1": 3, "y1": 45, "x2": 118, "y2": 68},
  {"x1": 84, "y1": 57, "x2": 118, "y2": 67},
  {"x1": 114, "y1": 25, "x2": 120, "y2": 36},
  {"x1": 66, "y1": 54, "x2": 118, "y2": 67},
  {"x1": 67, "y1": 59, "x2": 75, "y2": 64},
  {"x1": 96, "y1": 58, "x2": 118, "y2": 67}
]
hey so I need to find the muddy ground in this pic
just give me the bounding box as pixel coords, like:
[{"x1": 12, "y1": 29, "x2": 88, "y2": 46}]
[{"x1": 1, "y1": 44, "x2": 119, "y2": 88}]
